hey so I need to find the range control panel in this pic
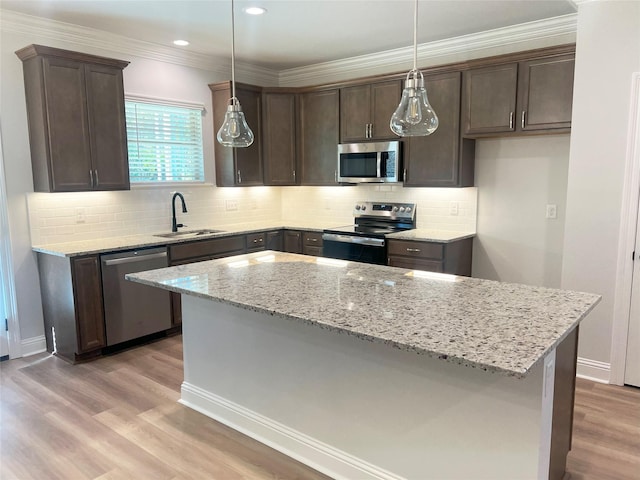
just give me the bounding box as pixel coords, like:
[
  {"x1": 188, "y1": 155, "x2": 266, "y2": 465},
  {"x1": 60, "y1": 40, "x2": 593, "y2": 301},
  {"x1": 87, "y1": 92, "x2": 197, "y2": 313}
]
[{"x1": 353, "y1": 202, "x2": 416, "y2": 220}]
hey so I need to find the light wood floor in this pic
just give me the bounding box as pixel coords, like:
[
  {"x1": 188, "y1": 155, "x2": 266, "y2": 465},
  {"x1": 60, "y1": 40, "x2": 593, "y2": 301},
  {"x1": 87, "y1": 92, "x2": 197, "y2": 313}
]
[{"x1": 1, "y1": 335, "x2": 638, "y2": 480}]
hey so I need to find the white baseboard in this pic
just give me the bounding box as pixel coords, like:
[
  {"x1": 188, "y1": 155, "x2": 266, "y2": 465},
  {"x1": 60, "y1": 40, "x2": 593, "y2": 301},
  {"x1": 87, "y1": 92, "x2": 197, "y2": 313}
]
[
  {"x1": 180, "y1": 382, "x2": 404, "y2": 480},
  {"x1": 21, "y1": 335, "x2": 47, "y2": 357},
  {"x1": 576, "y1": 356, "x2": 610, "y2": 384}
]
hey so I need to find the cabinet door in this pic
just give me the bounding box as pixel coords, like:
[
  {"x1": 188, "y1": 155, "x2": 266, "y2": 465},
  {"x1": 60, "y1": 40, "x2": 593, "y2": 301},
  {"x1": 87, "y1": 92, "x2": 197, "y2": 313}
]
[
  {"x1": 71, "y1": 256, "x2": 106, "y2": 353},
  {"x1": 518, "y1": 55, "x2": 574, "y2": 132},
  {"x1": 211, "y1": 83, "x2": 263, "y2": 187},
  {"x1": 405, "y1": 72, "x2": 474, "y2": 187},
  {"x1": 263, "y1": 92, "x2": 297, "y2": 185},
  {"x1": 234, "y1": 86, "x2": 263, "y2": 185},
  {"x1": 42, "y1": 56, "x2": 93, "y2": 191},
  {"x1": 462, "y1": 63, "x2": 518, "y2": 135},
  {"x1": 85, "y1": 64, "x2": 130, "y2": 190},
  {"x1": 340, "y1": 84, "x2": 371, "y2": 142},
  {"x1": 299, "y1": 89, "x2": 340, "y2": 185},
  {"x1": 283, "y1": 230, "x2": 302, "y2": 253},
  {"x1": 266, "y1": 230, "x2": 283, "y2": 251},
  {"x1": 370, "y1": 80, "x2": 401, "y2": 140}
]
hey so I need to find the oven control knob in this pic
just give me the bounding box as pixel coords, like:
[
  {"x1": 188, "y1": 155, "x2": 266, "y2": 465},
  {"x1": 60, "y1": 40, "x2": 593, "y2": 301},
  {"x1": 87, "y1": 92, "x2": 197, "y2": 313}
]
[
  {"x1": 392, "y1": 206, "x2": 399, "y2": 212},
  {"x1": 361, "y1": 205, "x2": 367, "y2": 211},
  {"x1": 406, "y1": 207, "x2": 412, "y2": 213},
  {"x1": 399, "y1": 207, "x2": 406, "y2": 213},
  {"x1": 355, "y1": 205, "x2": 361, "y2": 210}
]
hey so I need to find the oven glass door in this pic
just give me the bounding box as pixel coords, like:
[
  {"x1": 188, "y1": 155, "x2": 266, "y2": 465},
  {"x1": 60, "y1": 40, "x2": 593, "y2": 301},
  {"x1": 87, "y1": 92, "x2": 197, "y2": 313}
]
[{"x1": 322, "y1": 237, "x2": 387, "y2": 265}]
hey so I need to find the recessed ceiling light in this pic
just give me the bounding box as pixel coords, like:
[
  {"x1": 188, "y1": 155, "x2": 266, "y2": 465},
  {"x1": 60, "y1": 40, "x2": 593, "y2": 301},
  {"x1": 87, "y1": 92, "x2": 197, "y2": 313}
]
[
  {"x1": 173, "y1": 40, "x2": 189, "y2": 46},
  {"x1": 244, "y1": 6, "x2": 267, "y2": 15}
]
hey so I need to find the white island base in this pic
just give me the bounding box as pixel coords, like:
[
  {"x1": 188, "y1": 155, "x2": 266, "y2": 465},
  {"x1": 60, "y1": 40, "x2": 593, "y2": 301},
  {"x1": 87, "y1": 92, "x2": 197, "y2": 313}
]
[{"x1": 179, "y1": 295, "x2": 572, "y2": 480}]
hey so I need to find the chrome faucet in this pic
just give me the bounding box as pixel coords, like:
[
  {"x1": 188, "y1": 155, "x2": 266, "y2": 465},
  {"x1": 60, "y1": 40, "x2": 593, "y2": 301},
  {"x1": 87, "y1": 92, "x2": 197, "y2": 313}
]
[{"x1": 171, "y1": 192, "x2": 188, "y2": 232}]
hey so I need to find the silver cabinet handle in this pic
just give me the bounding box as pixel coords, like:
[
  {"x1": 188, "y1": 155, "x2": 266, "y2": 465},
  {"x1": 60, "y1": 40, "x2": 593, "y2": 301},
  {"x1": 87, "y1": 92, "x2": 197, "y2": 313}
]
[
  {"x1": 521, "y1": 111, "x2": 526, "y2": 129},
  {"x1": 307, "y1": 238, "x2": 318, "y2": 242},
  {"x1": 334, "y1": 170, "x2": 337, "y2": 182},
  {"x1": 89, "y1": 170, "x2": 94, "y2": 187},
  {"x1": 404, "y1": 169, "x2": 407, "y2": 181},
  {"x1": 293, "y1": 169, "x2": 296, "y2": 182},
  {"x1": 237, "y1": 170, "x2": 242, "y2": 184},
  {"x1": 406, "y1": 248, "x2": 421, "y2": 253},
  {"x1": 509, "y1": 112, "x2": 514, "y2": 130},
  {"x1": 253, "y1": 238, "x2": 263, "y2": 243},
  {"x1": 94, "y1": 169, "x2": 99, "y2": 187}
]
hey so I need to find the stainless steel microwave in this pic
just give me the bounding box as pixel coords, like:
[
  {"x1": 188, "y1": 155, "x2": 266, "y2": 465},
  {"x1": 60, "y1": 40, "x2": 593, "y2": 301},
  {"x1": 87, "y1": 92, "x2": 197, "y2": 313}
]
[{"x1": 337, "y1": 141, "x2": 402, "y2": 183}]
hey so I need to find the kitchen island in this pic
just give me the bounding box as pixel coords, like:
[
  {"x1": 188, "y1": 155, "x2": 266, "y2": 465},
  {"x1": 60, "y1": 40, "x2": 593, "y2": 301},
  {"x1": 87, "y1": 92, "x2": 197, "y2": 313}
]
[{"x1": 127, "y1": 251, "x2": 600, "y2": 480}]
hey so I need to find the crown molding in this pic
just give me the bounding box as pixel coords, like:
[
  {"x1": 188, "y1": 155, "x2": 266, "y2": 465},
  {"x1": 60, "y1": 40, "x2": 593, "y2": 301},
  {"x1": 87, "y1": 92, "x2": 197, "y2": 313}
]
[
  {"x1": 0, "y1": 9, "x2": 279, "y2": 86},
  {"x1": 278, "y1": 13, "x2": 577, "y2": 87},
  {"x1": 1, "y1": 9, "x2": 576, "y2": 89}
]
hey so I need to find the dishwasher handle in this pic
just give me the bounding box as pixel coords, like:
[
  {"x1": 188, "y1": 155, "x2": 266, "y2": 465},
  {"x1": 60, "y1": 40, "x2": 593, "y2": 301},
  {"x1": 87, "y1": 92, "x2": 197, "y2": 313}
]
[{"x1": 103, "y1": 251, "x2": 167, "y2": 267}]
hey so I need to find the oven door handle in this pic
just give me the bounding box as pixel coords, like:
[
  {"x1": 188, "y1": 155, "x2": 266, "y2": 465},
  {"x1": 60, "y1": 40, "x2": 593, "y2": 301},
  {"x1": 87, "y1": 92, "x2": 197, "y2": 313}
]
[{"x1": 322, "y1": 233, "x2": 385, "y2": 247}]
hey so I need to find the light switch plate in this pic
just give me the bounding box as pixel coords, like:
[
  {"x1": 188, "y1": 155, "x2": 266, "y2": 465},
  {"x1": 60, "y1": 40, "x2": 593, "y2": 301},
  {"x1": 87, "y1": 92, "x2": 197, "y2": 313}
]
[
  {"x1": 546, "y1": 204, "x2": 557, "y2": 219},
  {"x1": 449, "y1": 201, "x2": 459, "y2": 216}
]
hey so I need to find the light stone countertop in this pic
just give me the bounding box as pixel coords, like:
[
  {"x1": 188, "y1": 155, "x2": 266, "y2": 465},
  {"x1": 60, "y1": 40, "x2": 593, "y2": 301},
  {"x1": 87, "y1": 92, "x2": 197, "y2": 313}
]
[
  {"x1": 127, "y1": 251, "x2": 601, "y2": 378},
  {"x1": 31, "y1": 220, "x2": 476, "y2": 257}
]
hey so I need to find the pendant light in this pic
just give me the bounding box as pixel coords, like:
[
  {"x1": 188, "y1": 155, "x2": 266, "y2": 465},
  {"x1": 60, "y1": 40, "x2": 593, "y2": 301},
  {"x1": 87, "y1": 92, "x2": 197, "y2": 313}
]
[
  {"x1": 390, "y1": 0, "x2": 438, "y2": 137},
  {"x1": 217, "y1": 0, "x2": 254, "y2": 147}
]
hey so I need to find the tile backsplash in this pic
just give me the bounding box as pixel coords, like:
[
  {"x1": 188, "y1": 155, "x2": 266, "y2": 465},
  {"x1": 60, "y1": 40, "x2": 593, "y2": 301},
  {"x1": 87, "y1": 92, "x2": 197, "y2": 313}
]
[
  {"x1": 281, "y1": 185, "x2": 478, "y2": 231},
  {"x1": 27, "y1": 184, "x2": 476, "y2": 245}
]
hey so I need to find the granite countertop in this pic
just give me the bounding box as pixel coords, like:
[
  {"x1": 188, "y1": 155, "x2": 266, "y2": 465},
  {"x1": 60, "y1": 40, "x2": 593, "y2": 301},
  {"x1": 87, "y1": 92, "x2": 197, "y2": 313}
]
[
  {"x1": 31, "y1": 221, "x2": 476, "y2": 257},
  {"x1": 127, "y1": 251, "x2": 601, "y2": 378}
]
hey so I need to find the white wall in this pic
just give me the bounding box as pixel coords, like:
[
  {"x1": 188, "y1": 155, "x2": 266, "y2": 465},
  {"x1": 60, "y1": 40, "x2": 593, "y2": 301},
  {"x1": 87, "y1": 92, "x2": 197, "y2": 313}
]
[
  {"x1": 472, "y1": 135, "x2": 570, "y2": 288},
  {"x1": 561, "y1": 1, "x2": 640, "y2": 381}
]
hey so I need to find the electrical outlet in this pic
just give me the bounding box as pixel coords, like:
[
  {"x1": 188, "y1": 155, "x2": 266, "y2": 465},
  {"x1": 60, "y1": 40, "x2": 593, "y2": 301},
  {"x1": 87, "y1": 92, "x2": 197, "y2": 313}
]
[
  {"x1": 546, "y1": 204, "x2": 557, "y2": 219},
  {"x1": 75, "y1": 207, "x2": 86, "y2": 224},
  {"x1": 449, "y1": 201, "x2": 459, "y2": 216},
  {"x1": 225, "y1": 200, "x2": 238, "y2": 211}
]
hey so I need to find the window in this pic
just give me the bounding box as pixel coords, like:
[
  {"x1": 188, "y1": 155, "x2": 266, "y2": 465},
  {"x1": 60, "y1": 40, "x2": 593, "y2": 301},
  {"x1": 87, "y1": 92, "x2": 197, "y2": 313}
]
[{"x1": 125, "y1": 98, "x2": 204, "y2": 183}]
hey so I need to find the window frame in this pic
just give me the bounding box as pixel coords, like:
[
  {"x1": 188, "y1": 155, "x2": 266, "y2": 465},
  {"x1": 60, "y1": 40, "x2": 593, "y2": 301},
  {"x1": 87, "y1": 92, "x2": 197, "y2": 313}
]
[{"x1": 125, "y1": 94, "x2": 207, "y2": 186}]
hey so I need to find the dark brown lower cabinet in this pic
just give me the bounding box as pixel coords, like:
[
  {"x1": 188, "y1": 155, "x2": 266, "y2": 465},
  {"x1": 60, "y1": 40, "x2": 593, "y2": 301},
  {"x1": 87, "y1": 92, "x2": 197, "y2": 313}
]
[
  {"x1": 284, "y1": 230, "x2": 302, "y2": 253},
  {"x1": 387, "y1": 238, "x2": 473, "y2": 276},
  {"x1": 266, "y1": 230, "x2": 283, "y2": 251},
  {"x1": 302, "y1": 231, "x2": 323, "y2": 256},
  {"x1": 37, "y1": 253, "x2": 106, "y2": 363}
]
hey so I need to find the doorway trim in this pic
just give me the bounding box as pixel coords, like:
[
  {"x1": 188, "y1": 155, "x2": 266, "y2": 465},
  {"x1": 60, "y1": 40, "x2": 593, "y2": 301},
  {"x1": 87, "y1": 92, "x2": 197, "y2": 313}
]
[
  {"x1": 610, "y1": 72, "x2": 640, "y2": 386},
  {"x1": 0, "y1": 126, "x2": 21, "y2": 359}
]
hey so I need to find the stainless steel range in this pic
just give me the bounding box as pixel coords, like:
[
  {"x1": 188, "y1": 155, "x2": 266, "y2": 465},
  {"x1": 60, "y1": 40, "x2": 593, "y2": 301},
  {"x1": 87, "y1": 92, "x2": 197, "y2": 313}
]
[{"x1": 322, "y1": 201, "x2": 416, "y2": 265}]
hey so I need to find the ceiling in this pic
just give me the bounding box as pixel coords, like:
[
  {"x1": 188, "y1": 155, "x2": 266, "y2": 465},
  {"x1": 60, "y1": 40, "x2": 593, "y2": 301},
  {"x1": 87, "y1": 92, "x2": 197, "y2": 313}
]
[{"x1": 0, "y1": 0, "x2": 577, "y2": 70}]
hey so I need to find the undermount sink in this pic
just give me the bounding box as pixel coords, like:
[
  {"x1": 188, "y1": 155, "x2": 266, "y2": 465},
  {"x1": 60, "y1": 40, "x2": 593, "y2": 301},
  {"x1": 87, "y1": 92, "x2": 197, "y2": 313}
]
[{"x1": 153, "y1": 229, "x2": 224, "y2": 239}]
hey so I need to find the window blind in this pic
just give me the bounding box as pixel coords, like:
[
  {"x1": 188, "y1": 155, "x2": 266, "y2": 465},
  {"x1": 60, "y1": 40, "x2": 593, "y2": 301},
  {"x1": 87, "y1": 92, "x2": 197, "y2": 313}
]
[{"x1": 125, "y1": 100, "x2": 204, "y2": 183}]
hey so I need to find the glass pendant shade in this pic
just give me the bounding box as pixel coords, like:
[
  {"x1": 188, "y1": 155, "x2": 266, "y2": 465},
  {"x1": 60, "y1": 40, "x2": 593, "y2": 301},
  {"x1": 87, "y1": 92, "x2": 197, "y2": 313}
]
[
  {"x1": 217, "y1": 98, "x2": 254, "y2": 147},
  {"x1": 390, "y1": 70, "x2": 438, "y2": 137}
]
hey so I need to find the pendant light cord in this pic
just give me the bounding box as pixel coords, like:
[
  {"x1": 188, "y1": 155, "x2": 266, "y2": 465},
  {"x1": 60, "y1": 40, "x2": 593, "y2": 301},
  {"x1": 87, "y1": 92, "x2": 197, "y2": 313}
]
[
  {"x1": 231, "y1": 0, "x2": 236, "y2": 103},
  {"x1": 412, "y1": 0, "x2": 418, "y2": 72}
]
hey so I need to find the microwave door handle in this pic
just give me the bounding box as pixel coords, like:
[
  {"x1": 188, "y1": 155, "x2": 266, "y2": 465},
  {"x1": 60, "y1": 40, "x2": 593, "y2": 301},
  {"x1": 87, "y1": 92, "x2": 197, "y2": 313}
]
[{"x1": 377, "y1": 151, "x2": 382, "y2": 178}]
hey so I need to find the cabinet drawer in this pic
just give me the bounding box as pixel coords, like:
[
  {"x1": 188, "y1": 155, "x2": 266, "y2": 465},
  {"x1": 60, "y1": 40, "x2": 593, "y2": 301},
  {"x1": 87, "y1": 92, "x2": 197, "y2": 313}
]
[
  {"x1": 169, "y1": 235, "x2": 245, "y2": 263},
  {"x1": 387, "y1": 240, "x2": 443, "y2": 260},
  {"x1": 246, "y1": 232, "x2": 266, "y2": 250},
  {"x1": 303, "y1": 232, "x2": 323, "y2": 247},
  {"x1": 388, "y1": 256, "x2": 443, "y2": 273},
  {"x1": 303, "y1": 245, "x2": 323, "y2": 257}
]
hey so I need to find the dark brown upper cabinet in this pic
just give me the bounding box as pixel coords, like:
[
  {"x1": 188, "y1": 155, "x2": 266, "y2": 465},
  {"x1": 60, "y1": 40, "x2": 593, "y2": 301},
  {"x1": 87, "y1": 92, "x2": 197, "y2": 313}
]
[
  {"x1": 517, "y1": 54, "x2": 575, "y2": 132},
  {"x1": 404, "y1": 71, "x2": 474, "y2": 187},
  {"x1": 262, "y1": 91, "x2": 298, "y2": 185},
  {"x1": 298, "y1": 88, "x2": 341, "y2": 186},
  {"x1": 16, "y1": 45, "x2": 130, "y2": 192},
  {"x1": 462, "y1": 51, "x2": 575, "y2": 137},
  {"x1": 340, "y1": 80, "x2": 401, "y2": 142},
  {"x1": 210, "y1": 82, "x2": 263, "y2": 187}
]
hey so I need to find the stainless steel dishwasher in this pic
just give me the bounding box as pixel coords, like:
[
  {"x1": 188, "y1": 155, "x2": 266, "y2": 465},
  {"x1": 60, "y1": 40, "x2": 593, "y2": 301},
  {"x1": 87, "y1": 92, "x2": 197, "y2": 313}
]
[{"x1": 101, "y1": 247, "x2": 172, "y2": 346}]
